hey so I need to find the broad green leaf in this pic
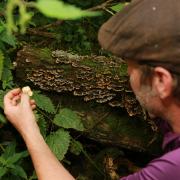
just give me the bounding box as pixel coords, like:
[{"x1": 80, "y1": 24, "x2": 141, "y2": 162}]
[
  {"x1": 36, "y1": 0, "x2": 99, "y2": 20},
  {"x1": 2, "y1": 142, "x2": 16, "y2": 159},
  {"x1": 0, "y1": 41, "x2": 5, "y2": 51},
  {"x1": 2, "y1": 57, "x2": 14, "y2": 89},
  {"x1": 0, "y1": 114, "x2": 7, "y2": 123},
  {"x1": 0, "y1": 25, "x2": 5, "y2": 33},
  {"x1": 33, "y1": 91, "x2": 55, "y2": 114},
  {"x1": 0, "y1": 156, "x2": 7, "y2": 166},
  {"x1": 70, "y1": 140, "x2": 83, "y2": 156},
  {"x1": 0, "y1": 50, "x2": 4, "y2": 80},
  {"x1": 0, "y1": 31, "x2": 16, "y2": 47},
  {"x1": 0, "y1": 90, "x2": 6, "y2": 109},
  {"x1": 110, "y1": 3, "x2": 128, "y2": 12},
  {"x1": 53, "y1": 108, "x2": 84, "y2": 131},
  {"x1": 46, "y1": 129, "x2": 70, "y2": 160},
  {"x1": 6, "y1": 151, "x2": 28, "y2": 164},
  {"x1": 10, "y1": 165, "x2": 27, "y2": 179},
  {"x1": 0, "y1": 167, "x2": 7, "y2": 177},
  {"x1": 2, "y1": 70, "x2": 14, "y2": 89},
  {"x1": 36, "y1": 113, "x2": 47, "y2": 138}
]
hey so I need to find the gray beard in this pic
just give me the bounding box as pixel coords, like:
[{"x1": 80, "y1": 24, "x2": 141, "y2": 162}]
[{"x1": 135, "y1": 85, "x2": 159, "y2": 118}]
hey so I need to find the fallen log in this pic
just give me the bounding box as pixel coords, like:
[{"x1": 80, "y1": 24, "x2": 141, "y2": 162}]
[
  {"x1": 15, "y1": 46, "x2": 162, "y2": 154},
  {"x1": 16, "y1": 46, "x2": 142, "y2": 116}
]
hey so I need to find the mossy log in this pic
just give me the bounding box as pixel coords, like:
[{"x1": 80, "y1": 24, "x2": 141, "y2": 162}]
[
  {"x1": 16, "y1": 46, "x2": 141, "y2": 116},
  {"x1": 15, "y1": 46, "x2": 162, "y2": 154}
]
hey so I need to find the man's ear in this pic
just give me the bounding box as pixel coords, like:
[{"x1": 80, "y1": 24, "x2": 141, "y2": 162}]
[{"x1": 153, "y1": 67, "x2": 173, "y2": 99}]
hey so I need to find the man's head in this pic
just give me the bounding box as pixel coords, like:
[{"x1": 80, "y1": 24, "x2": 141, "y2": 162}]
[
  {"x1": 126, "y1": 60, "x2": 177, "y2": 119},
  {"x1": 98, "y1": 0, "x2": 180, "y2": 119}
]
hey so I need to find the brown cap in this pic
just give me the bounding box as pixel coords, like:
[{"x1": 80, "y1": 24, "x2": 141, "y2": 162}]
[{"x1": 98, "y1": 0, "x2": 180, "y2": 68}]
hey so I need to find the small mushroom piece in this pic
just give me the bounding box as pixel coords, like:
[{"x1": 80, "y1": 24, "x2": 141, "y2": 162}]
[{"x1": 22, "y1": 86, "x2": 33, "y2": 96}]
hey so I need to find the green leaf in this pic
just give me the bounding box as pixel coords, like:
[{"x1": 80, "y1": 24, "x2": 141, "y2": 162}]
[
  {"x1": 0, "y1": 31, "x2": 16, "y2": 47},
  {"x1": 10, "y1": 165, "x2": 27, "y2": 179},
  {"x1": 2, "y1": 56, "x2": 14, "y2": 89},
  {"x1": 0, "y1": 41, "x2": 6, "y2": 51},
  {"x1": 0, "y1": 157, "x2": 7, "y2": 166},
  {"x1": 70, "y1": 140, "x2": 83, "y2": 156},
  {"x1": 0, "y1": 50, "x2": 4, "y2": 80},
  {"x1": 0, "y1": 25, "x2": 5, "y2": 34},
  {"x1": 36, "y1": 0, "x2": 99, "y2": 20},
  {"x1": 0, "y1": 90, "x2": 6, "y2": 108},
  {"x1": 0, "y1": 167, "x2": 7, "y2": 178},
  {"x1": 6, "y1": 151, "x2": 28, "y2": 164},
  {"x1": 36, "y1": 113, "x2": 47, "y2": 138},
  {"x1": 0, "y1": 113, "x2": 7, "y2": 123},
  {"x1": 53, "y1": 108, "x2": 84, "y2": 131},
  {"x1": 110, "y1": 3, "x2": 128, "y2": 12},
  {"x1": 33, "y1": 91, "x2": 55, "y2": 114},
  {"x1": 2, "y1": 142, "x2": 16, "y2": 159},
  {"x1": 46, "y1": 129, "x2": 70, "y2": 160}
]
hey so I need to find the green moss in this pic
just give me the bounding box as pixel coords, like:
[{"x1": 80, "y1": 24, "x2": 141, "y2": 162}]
[
  {"x1": 118, "y1": 63, "x2": 128, "y2": 76},
  {"x1": 38, "y1": 48, "x2": 53, "y2": 63},
  {"x1": 59, "y1": 64, "x2": 74, "y2": 76},
  {"x1": 80, "y1": 59, "x2": 100, "y2": 68}
]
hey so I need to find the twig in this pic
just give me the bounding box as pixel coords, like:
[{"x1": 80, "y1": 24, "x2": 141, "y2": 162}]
[
  {"x1": 37, "y1": 20, "x2": 64, "y2": 31},
  {"x1": 87, "y1": 0, "x2": 116, "y2": 11},
  {"x1": 25, "y1": 20, "x2": 63, "y2": 38},
  {"x1": 74, "y1": 111, "x2": 110, "y2": 140},
  {"x1": 102, "y1": 7, "x2": 115, "y2": 15},
  {"x1": 71, "y1": 139, "x2": 105, "y2": 176},
  {"x1": 36, "y1": 107, "x2": 52, "y2": 121},
  {"x1": 26, "y1": 28, "x2": 56, "y2": 38},
  {"x1": 0, "y1": 144, "x2": 5, "y2": 152},
  {"x1": 87, "y1": 111, "x2": 110, "y2": 131}
]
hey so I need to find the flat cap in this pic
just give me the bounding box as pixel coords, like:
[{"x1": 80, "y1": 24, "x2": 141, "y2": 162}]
[{"x1": 98, "y1": 0, "x2": 180, "y2": 66}]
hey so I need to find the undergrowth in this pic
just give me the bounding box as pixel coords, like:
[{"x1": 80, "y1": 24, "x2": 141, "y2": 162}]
[{"x1": 0, "y1": 0, "x2": 127, "y2": 179}]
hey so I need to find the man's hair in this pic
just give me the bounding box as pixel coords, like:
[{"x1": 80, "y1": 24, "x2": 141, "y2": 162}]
[{"x1": 139, "y1": 65, "x2": 180, "y2": 102}]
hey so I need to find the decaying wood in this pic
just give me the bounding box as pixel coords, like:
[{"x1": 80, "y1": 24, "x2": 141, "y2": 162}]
[
  {"x1": 15, "y1": 45, "x2": 142, "y2": 117},
  {"x1": 15, "y1": 46, "x2": 162, "y2": 154}
]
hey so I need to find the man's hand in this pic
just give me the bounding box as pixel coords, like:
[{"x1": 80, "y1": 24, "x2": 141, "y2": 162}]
[
  {"x1": 4, "y1": 88, "x2": 38, "y2": 135},
  {"x1": 4, "y1": 88, "x2": 75, "y2": 180}
]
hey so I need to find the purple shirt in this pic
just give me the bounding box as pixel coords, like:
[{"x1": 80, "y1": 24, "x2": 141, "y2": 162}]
[{"x1": 121, "y1": 119, "x2": 180, "y2": 180}]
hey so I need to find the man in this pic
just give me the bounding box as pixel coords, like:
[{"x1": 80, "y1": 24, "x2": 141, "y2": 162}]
[{"x1": 4, "y1": 0, "x2": 180, "y2": 179}]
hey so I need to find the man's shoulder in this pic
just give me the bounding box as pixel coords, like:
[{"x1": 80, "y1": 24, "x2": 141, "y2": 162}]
[
  {"x1": 151, "y1": 147, "x2": 180, "y2": 165},
  {"x1": 120, "y1": 148, "x2": 180, "y2": 180}
]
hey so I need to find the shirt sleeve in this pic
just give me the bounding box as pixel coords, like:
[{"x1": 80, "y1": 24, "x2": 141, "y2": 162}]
[{"x1": 120, "y1": 148, "x2": 180, "y2": 180}]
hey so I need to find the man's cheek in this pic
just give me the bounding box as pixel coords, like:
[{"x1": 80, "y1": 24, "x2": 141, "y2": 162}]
[{"x1": 129, "y1": 75, "x2": 137, "y2": 93}]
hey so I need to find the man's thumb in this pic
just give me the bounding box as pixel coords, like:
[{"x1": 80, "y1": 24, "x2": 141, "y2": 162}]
[{"x1": 20, "y1": 93, "x2": 30, "y2": 107}]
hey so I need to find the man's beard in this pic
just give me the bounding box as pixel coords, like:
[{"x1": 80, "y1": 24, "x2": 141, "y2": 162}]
[{"x1": 135, "y1": 85, "x2": 159, "y2": 119}]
